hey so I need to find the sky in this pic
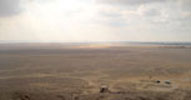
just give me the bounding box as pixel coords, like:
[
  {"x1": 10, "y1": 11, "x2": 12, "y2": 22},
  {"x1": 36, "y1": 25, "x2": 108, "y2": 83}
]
[{"x1": 0, "y1": 0, "x2": 190, "y2": 42}]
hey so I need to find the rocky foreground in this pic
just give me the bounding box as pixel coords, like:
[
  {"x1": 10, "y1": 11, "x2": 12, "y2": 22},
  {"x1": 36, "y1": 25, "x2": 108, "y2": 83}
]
[{"x1": 0, "y1": 88, "x2": 191, "y2": 100}]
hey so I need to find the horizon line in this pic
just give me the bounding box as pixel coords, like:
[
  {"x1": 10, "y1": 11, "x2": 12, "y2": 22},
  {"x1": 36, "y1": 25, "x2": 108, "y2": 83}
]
[{"x1": 0, "y1": 40, "x2": 191, "y2": 44}]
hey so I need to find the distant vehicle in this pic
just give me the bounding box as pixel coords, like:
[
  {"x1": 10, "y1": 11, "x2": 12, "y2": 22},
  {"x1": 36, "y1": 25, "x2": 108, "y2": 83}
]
[{"x1": 164, "y1": 80, "x2": 171, "y2": 85}]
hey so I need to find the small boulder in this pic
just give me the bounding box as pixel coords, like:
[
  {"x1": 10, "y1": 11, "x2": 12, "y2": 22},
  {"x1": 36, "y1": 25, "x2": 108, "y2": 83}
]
[
  {"x1": 100, "y1": 85, "x2": 109, "y2": 93},
  {"x1": 156, "y1": 80, "x2": 161, "y2": 84}
]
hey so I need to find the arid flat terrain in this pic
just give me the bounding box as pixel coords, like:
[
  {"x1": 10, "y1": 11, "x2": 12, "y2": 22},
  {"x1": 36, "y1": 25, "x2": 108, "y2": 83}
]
[{"x1": 0, "y1": 43, "x2": 191, "y2": 100}]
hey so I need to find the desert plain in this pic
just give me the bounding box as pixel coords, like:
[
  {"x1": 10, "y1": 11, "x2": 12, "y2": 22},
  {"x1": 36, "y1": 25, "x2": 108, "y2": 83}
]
[{"x1": 0, "y1": 43, "x2": 191, "y2": 100}]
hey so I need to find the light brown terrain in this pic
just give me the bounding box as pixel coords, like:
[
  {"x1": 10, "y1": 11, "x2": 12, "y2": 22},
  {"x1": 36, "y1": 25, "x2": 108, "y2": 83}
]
[{"x1": 0, "y1": 43, "x2": 191, "y2": 100}]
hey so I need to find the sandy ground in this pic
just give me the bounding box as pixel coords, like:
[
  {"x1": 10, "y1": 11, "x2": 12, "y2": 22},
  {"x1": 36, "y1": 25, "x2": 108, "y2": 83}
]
[{"x1": 0, "y1": 43, "x2": 191, "y2": 100}]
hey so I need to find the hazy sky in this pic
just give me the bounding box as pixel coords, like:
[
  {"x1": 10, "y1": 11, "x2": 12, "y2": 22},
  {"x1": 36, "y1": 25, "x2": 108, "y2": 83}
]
[{"x1": 0, "y1": 0, "x2": 190, "y2": 42}]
